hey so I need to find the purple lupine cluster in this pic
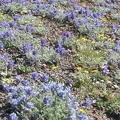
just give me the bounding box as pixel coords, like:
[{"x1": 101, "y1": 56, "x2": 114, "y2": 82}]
[
  {"x1": 9, "y1": 113, "x2": 18, "y2": 120},
  {"x1": 7, "y1": 60, "x2": 14, "y2": 69},
  {"x1": 15, "y1": 75, "x2": 22, "y2": 83},
  {"x1": 0, "y1": 41, "x2": 4, "y2": 50},
  {"x1": 26, "y1": 102, "x2": 34, "y2": 109},
  {"x1": 102, "y1": 64, "x2": 109, "y2": 75},
  {"x1": 83, "y1": 99, "x2": 92, "y2": 107},
  {"x1": 111, "y1": 24, "x2": 118, "y2": 33},
  {"x1": 41, "y1": 74, "x2": 49, "y2": 82},
  {"x1": 23, "y1": 43, "x2": 32, "y2": 53},
  {"x1": 62, "y1": 31, "x2": 72, "y2": 41},
  {"x1": 55, "y1": 41, "x2": 66, "y2": 56},
  {"x1": 40, "y1": 38, "x2": 47, "y2": 47},
  {"x1": 43, "y1": 96, "x2": 52, "y2": 105},
  {"x1": 68, "y1": 108, "x2": 77, "y2": 120},
  {"x1": 26, "y1": 24, "x2": 34, "y2": 33},
  {"x1": 32, "y1": 72, "x2": 39, "y2": 81},
  {"x1": 0, "y1": 52, "x2": 8, "y2": 61},
  {"x1": 118, "y1": 60, "x2": 120, "y2": 69}
]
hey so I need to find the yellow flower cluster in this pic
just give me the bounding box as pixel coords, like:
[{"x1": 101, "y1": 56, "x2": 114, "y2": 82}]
[
  {"x1": 100, "y1": 17, "x2": 107, "y2": 22},
  {"x1": 92, "y1": 69, "x2": 98, "y2": 73},
  {"x1": 38, "y1": 14, "x2": 46, "y2": 19},
  {"x1": 99, "y1": 34, "x2": 115, "y2": 42},
  {"x1": 51, "y1": 66, "x2": 58, "y2": 70},
  {"x1": 76, "y1": 67, "x2": 82, "y2": 71},
  {"x1": 77, "y1": 37, "x2": 96, "y2": 44},
  {"x1": 0, "y1": 13, "x2": 4, "y2": 18},
  {"x1": 81, "y1": 79, "x2": 85, "y2": 83},
  {"x1": 79, "y1": 109, "x2": 85, "y2": 113},
  {"x1": 84, "y1": 70, "x2": 89, "y2": 74}
]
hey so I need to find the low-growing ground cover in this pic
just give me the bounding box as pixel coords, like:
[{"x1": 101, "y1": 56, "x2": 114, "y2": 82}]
[{"x1": 0, "y1": 0, "x2": 120, "y2": 120}]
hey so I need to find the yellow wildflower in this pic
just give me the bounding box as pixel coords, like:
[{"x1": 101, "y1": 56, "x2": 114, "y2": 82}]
[
  {"x1": 92, "y1": 69, "x2": 98, "y2": 73},
  {"x1": 99, "y1": 34, "x2": 104, "y2": 37},
  {"x1": 84, "y1": 70, "x2": 89, "y2": 74},
  {"x1": 79, "y1": 109, "x2": 85, "y2": 113},
  {"x1": 51, "y1": 66, "x2": 58, "y2": 70},
  {"x1": 103, "y1": 17, "x2": 107, "y2": 22},
  {"x1": 82, "y1": 37, "x2": 87, "y2": 41},
  {"x1": 77, "y1": 67, "x2": 82, "y2": 71},
  {"x1": 77, "y1": 39, "x2": 80, "y2": 42},
  {"x1": 91, "y1": 41, "x2": 95, "y2": 44},
  {"x1": 103, "y1": 36, "x2": 107, "y2": 39},
  {"x1": 81, "y1": 79, "x2": 85, "y2": 83},
  {"x1": 111, "y1": 39, "x2": 115, "y2": 42},
  {"x1": 38, "y1": 16, "x2": 43, "y2": 19},
  {"x1": 86, "y1": 39, "x2": 91, "y2": 42},
  {"x1": 108, "y1": 38, "x2": 112, "y2": 41},
  {"x1": 0, "y1": 13, "x2": 4, "y2": 18}
]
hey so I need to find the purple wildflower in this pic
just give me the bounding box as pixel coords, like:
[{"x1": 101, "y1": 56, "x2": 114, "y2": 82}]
[
  {"x1": 22, "y1": 80, "x2": 30, "y2": 86},
  {"x1": 43, "y1": 96, "x2": 52, "y2": 105},
  {"x1": 26, "y1": 24, "x2": 34, "y2": 32},
  {"x1": 55, "y1": 41, "x2": 66, "y2": 56},
  {"x1": 1, "y1": 52, "x2": 8, "y2": 60},
  {"x1": 30, "y1": 56, "x2": 36, "y2": 63},
  {"x1": 63, "y1": 31, "x2": 72, "y2": 38},
  {"x1": 55, "y1": 45, "x2": 66, "y2": 56},
  {"x1": 7, "y1": 93, "x2": 15, "y2": 99},
  {"x1": 57, "y1": 90, "x2": 65, "y2": 99},
  {"x1": 73, "y1": 102, "x2": 80, "y2": 111},
  {"x1": 111, "y1": 34, "x2": 116, "y2": 39},
  {"x1": 66, "y1": 11, "x2": 76, "y2": 20},
  {"x1": 67, "y1": 79, "x2": 73, "y2": 85},
  {"x1": 85, "y1": 6, "x2": 91, "y2": 16},
  {"x1": 33, "y1": 49, "x2": 38, "y2": 55},
  {"x1": 23, "y1": 43, "x2": 31, "y2": 53},
  {"x1": 26, "y1": 102, "x2": 34, "y2": 109},
  {"x1": 0, "y1": 21, "x2": 10, "y2": 28},
  {"x1": 40, "y1": 38, "x2": 47, "y2": 47},
  {"x1": 14, "y1": 14, "x2": 20, "y2": 21},
  {"x1": 115, "y1": 40, "x2": 120, "y2": 46},
  {"x1": 41, "y1": 74, "x2": 49, "y2": 82},
  {"x1": 47, "y1": 0, "x2": 55, "y2": 4},
  {"x1": 83, "y1": 99, "x2": 92, "y2": 107},
  {"x1": 68, "y1": 108, "x2": 77, "y2": 120},
  {"x1": 102, "y1": 64, "x2": 109, "y2": 75},
  {"x1": 0, "y1": 41, "x2": 4, "y2": 50},
  {"x1": 18, "y1": 94, "x2": 28, "y2": 102},
  {"x1": 73, "y1": 4, "x2": 79, "y2": 10},
  {"x1": 73, "y1": 18, "x2": 79, "y2": 27},
  {"x1": 107, "y1": 49, "x2": 114, "y2": 55},
  {"x1": 15, "y1": 75, "x2": 22, "y2": 83},
  {"x1": 111, "y1": 24, "x2": 117, "y2": 33},
  {"x1": 9, "y1": 22, "x2": 17, "y2": 28},
  {"x1": 19, "y1": 25, "x2": 24, "y2": 31},
  {"x1": 8, "y1": 60, "x2": 14, "y2": 69},
  {"x1": 9, "y1": 113, "x2": 18, "y2": 120},
  {"x1": 104, "y1": 41, "x2": 109, "y2": 47},
  {"x1": 10, "y1": 99, "x2": 19, "y2": 107},
  {"x1": 118, "y1": 60, "x2": 120, "y2": 69},
  {"x1": 116, "y1": 46, "x2": 120, "y2": 54},
  {"x1": 78, "y1": 113, "x2": 87, "y2": 120},
  {"x1": 2, "y1": 84, "x2": 10, "y2": 91},
  {"x1": 9, "y1": 86, "x2": 18, "y2": 93},
  {"x1": 32, "y1": 72, "x2": 39, "y2": 81}
]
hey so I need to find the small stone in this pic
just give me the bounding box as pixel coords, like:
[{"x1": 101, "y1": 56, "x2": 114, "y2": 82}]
[{"x1": 114, "y1": 85, "x2": 119, "y2": 89}]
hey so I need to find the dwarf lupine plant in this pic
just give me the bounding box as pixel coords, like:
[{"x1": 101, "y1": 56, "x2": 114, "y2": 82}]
[{"x1": 4, "y1": 74, "x2": 92, "y2": 120}]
